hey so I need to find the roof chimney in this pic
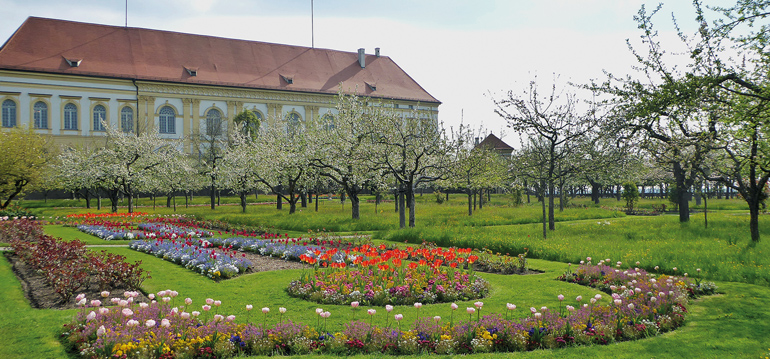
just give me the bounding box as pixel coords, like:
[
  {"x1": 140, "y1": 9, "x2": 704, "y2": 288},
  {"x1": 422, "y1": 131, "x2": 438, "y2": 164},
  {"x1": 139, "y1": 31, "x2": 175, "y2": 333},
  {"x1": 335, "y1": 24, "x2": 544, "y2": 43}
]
[
  {"x1": 358, "y1": 48, "x2": 365, "y2": 68},
  {"x1": 375, "y1": 47, "x2": 380, "y2": 57},
  {"x1": 475, "y1": 137, "x2": 480, "y2": 146}
]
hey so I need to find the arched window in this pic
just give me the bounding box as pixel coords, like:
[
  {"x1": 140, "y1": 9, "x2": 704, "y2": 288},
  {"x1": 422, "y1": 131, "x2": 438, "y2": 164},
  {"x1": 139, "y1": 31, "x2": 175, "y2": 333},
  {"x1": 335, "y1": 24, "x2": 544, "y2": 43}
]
[
  {"x1": 121, "y1": 107, "x2": 134, "y2": 133},
  {"x1": 159, "y1": 106, "x2": 176, "y2": 134},
  {"x1": 2, "y1": 99, "x2": 16, "y2": 128},
  {"x1": 93, "y1": 104, "x2": 106, "y2": 131},
  {"x1": 33, "y1": 101, "x2": 47, "y2": 129},
  {"x1": 64, "y1": 103, "x2": 78, "y2": 130},
  {"x1": 206, "y1": 108, "x2": 222, "y2": 136},
  {"x1": 249, "y1": 110, "x2": 263, "y2": 133},
  {"x1": 286, "y1": 112, "x2": 302, "y2": 135},
  {"x1": 321, "y1": 112, "x2": 335, "y2": 131}
]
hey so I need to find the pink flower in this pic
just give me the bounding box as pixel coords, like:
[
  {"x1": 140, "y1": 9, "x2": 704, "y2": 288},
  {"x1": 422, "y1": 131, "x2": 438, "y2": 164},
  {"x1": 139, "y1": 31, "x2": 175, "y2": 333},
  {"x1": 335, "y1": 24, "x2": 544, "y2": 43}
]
[
  {"x1": 75, "y1": 293, "x2": 86, "y2": 302},
  {"x1": 473, "y1": 301, "x2": 483, "y2": 309},
  {"x1": 227, "y1": 315, "x2": 236, "y2": 322},
  {"x1": 90, "y1": 300, "x2": 102, "y2": 307},
  {"x1": 540, "y1": 306, "x2": 548, "y2": 312},
  {"x1": 534, "y1": 312, "x2": 542, "y2": 318},
  {"x1": 628, "y1": 303, "x2": 635, "y2": 310},
  {"x1": 386, "y1": 305, "x2": 394, "y2": 312},
  {"x1": 321, "y1": 311, "x2": 331, "y2": 318},
  {"x1": 181, "y1": 312, "x2": 190, "y2": 319},
  {"x1": 576, "y1": 295, "x2": 582, "y2": 302},
  {"x1": 414, "y1": 302, "x2": 423, "y2": 309},
  {"x1": 76, "y1": 298, "x2": 87, "y2": 307},
  {"x1": 213, "y1": 300, "x2": 221, "y2": 307},
  {"x1": 185, "y1": 298, "x2": 193, "y2": 305},
  {"x1": 594, "y1": 294, "x2": 602, "y2": 300},
  {"x1": 170, "y1": 291, "x2": 179, "y2": 298},
  {"x1": 367, "y1": 309, "x2": 376, "y2": 316},
  {"x1": 118, "y1": 300, "x2": 128, "y2": 307},
  {"x1": 202, "y1": 305, "x2": 211, "y2": 312},
  {"x1": 557, "y1": 294, "x2": 564, "y2": 301},
  {"x1": 162, "y1": 297, "x2": 171, "y2": 303},
  {"x1": 433, "y1": 315, "x2": 441, "y2": 322},
  {"x1": 614, "y1": 299, "x2": 622, "y2": 305},
  {"x1": 191, "y1": 311, "x2": 200, "y2": 317},
  {"x1": 394, "y1": 314, "x2": 403, "y2": 321},
  {"x1": 100, "y1": 291, "x2": 110, "y2": 298},
  {"x1": 262, "y1": 307, "x2": 270, "y2": 314},
  {"x1": 99, "y1": 308, "x2": 109, "y2": 315},
  {"x1": 246, "y1": 305, "x2": 253, "y2": 311},
  {"x1": 450, "y1": 303, "x2": 458, "y2": 310},
  {"x1": 530, "y1": 307, "x2": 537, "y2": 314},
  {"x1": 160, "y1": 319, "x2": 171, "y2": 328},
  {"x1": 279, "y1": 307, "x2": 287, "y2": 314},
  {"x1": 206, "y1": 298, "x2": 214, "y2": 305},
  {"x1": 96, "y1": 326, "x2": 106, "y2": 337},
  {"x1": 122, "y1": 308, "x2": 133, "y2": 317},
  {"x1": 158, "y1": 290, "x2": 168, "y2": 297},
  {"x1": 86, "y1": 311, "x2": 96, "y2": 321},
  {"x1": 566, "y1": 305, "x2": 575, "y2": 312},
  {"x1": 139, "y1": 303, "x2": 149, "y2": 309},
  {"x1": 214, "y1": 314, "x2": 224, "y2": 322},
  {"x1": 351, "y1": 301, "x2": 360, "y2": 308},
  {"x1": 148, "y1": 294, "x2": 155, "y2": 300},
  {"x1": 126, "y1": 319, "x2": 139, "y2": 327},
  {"x1": 586, "y1": 257, "x2": 592, "y2": 262},
  {"x1": 145, "y1": 319, "x2": 156, "y2": 328},
  {"x1": 316, "y1": 308, "x2": 324, "y2": 315},
  {"x1": 506, "y1": 303, "x2": 516, "y2": 310},
  {"x1": 466, "y1": 307, "x2": 475, "y2": 314}
]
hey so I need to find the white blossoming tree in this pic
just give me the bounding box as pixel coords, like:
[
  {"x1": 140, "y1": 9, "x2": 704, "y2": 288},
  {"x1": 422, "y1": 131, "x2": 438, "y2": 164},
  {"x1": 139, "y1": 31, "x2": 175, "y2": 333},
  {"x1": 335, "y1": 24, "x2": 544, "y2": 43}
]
[
  {"x1": 308, "y1": 92, "x2": 391, "y2": 220},
  {"x1": 99, "y1": 124, "x2": 183, "y2": 213}
]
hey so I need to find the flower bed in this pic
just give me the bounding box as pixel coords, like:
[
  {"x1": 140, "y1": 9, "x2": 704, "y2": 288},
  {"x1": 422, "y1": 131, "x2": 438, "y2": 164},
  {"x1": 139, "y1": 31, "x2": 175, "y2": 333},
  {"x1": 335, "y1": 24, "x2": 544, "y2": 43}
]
[
  {"x1": 129, "y1": 239, "x2": 251, "y2": 279},
  {"x1": 288, "y1": 246, "x2": 490, "y2": 305},
  {"x1": 6, "y1": 220, "x2": 149, "y2": 301},
  {"x1": 77, "y1": 223, "x2": 146, "y2": 241},
  {"x1": 61, "y1": 262, "x2": 702, "y2": 358}
]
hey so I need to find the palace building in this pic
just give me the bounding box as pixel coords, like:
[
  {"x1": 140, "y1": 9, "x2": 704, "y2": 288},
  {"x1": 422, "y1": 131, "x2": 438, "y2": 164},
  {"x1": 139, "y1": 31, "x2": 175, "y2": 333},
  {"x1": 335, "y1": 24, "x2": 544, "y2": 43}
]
[{"x1": 0, "y1": 17, "x2": 440, "y2": 152}]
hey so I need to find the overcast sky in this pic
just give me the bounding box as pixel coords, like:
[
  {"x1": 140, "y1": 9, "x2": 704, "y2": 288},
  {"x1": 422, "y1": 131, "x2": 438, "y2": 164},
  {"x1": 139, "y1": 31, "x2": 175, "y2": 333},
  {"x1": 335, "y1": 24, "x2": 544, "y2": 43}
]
[{"x1": 0, "y1": 0, "x2": 735, "y2": 144}]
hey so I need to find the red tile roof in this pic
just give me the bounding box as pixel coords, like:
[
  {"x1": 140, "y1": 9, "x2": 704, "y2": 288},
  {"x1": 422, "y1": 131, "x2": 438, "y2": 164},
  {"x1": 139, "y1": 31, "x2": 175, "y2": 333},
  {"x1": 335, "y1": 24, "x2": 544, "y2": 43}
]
[
  {"x1": 0, "y1": 17, "x2": 440, "y2": 104},
  {"x1": 476, "y1": 134, "x2": 513, "y2": 151}
]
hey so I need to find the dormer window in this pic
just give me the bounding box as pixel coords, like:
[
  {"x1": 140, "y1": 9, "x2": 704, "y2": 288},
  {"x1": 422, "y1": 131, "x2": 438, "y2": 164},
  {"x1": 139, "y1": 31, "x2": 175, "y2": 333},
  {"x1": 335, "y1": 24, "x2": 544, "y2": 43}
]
[
  {"x1": 366, "y1": 82, "x2": 377, "y2": 91},
  {"x1": 184, "y1": 66, "x2": 198, "y2": 76},
  {"x1": 280, "y1": 74, "x2": 293, "y2": 84},
  {"x1": 64, "y1": 57, "x2": 82, "y2": 67}
]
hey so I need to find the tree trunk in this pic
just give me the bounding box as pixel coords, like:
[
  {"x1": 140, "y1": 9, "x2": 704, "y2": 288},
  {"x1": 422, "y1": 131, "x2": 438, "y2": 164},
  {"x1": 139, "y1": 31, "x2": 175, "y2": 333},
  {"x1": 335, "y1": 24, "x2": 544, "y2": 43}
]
[
  {"x1": 467, "y1": 188, "x2": 473, "y2": 216},
  {"x1": 395, "y1": 192, "x2": 399, "y2": 213},
  {"x1": 240, "y1": 192, "x2": 247, "y2": 213},
  {"x1": 276, "y1": 193, "x2": 283, "y2": 210},
  {"x1": 210, "y1": 183, "x2": 216, "y2": 210},
  {"x1": 548, "y1": 180, "x2": 555, "y2": 231},
  {"x1": 301, "y1": 192, "x2": 307, "y2": 208},
  {"x1": 185, "y1": 191, "x2": 189, "y2": 208},
  {"x1": 315, "y1": 193, "x2": 319, "y2": 212},
  {"x1": 542, "y1": 190, "x2": 547, "y2": 239},
  {"x1": 408, "y1": 185, "x2": 416, "y2": 228},
  {"x1": 217, "y1": 190, "x2": 221, "y2": 206},
  {"x1": 128, "y1": 194, "x2": 134, "y2": 213},
  {"x1": 616, "y1": 185, "x2": 622, "y2": 201},
  {"x1": 109, "y1": 189, "x2": 119, "y2": 213},
  {"x1": 166, "y1": 194, "x2": 172, "y2": 208},
  {"x1": 350, "y1": 194, "x2": 360, "y2": 220},
  {"x1": 559, "y1": 184, "x2": 565, "y2": 212},
  {"x1": 749, "y1": 197, "x2": 760, "y2": 242},
  {"x1": 473, "y1": 190, "x2": 477, "y2": 211},
  {"x1": 173, "y1": 194, "x2": 176, "y2": 212},
  {"x1": 479, "y1": 189, "x2": 484, "y2": 209},
  {"x1": 398, "y1": 187, "x2": 406, "y2": 229},
  {"x1": 590, "y1": 180, "x2": 601, "y2": 204},
  {"x1": 97, "y1": 192, "x2": 101, "y2": 210},
  {"x1": 525, "y1": 180, "x2": 530, "y2": 203},
  {"x1": 84, "y1": 190, "x2": 91, "y2": 209}
]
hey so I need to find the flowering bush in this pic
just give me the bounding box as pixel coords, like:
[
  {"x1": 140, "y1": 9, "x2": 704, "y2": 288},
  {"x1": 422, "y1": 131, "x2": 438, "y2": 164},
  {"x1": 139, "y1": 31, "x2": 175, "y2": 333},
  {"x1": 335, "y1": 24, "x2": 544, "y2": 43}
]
[
  {"x1": 61, "y1": 269, "x2": 699, "y2": 359},
  {"x1": 129, "y1": 239, "x2": 251, "y2": 279}
]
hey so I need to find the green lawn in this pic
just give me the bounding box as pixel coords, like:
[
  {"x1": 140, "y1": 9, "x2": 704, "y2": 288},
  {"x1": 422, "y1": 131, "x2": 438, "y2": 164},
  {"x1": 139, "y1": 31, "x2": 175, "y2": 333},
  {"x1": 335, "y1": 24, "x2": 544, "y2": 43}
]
[{"x1": 3, "y1": 195, "x2": 770, "y2": 358}]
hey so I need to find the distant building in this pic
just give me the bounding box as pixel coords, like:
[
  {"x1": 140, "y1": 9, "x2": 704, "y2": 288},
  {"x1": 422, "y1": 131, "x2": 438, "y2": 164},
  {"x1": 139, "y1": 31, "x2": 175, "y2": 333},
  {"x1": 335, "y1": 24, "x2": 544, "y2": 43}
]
[
  {"x1": 0, "y1": 17, "x2": 440, "y2": 152},
  {"x1": 475, "y1": 133, "x2": 513, "y2": 158}
]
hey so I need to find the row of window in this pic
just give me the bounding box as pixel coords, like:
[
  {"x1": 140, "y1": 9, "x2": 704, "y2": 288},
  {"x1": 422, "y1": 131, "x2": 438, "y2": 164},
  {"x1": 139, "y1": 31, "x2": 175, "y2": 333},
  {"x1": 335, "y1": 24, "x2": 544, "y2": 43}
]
[{"x1": 2, "y1": 99, "x2": 314, "y2": 135}]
